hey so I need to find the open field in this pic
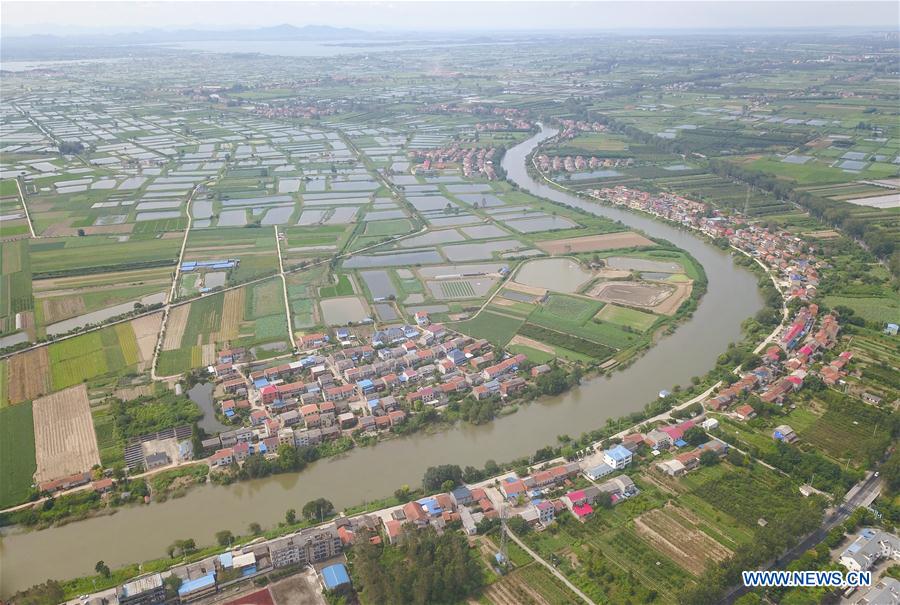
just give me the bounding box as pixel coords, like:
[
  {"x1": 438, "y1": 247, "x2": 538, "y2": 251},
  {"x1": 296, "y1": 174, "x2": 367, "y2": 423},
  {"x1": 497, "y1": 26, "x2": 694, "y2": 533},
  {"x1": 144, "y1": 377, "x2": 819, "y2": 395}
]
[
  {"x1": 0, "y1": 402, "x2": 37, "y2": 507},
  {"x1": 6, "y1": 347, "x2": 51, "y2": 404},
  {"x1": 162, "y1": 304, "x2": 190, "y2": 351},
  {"x1": 48, "y1": 324, "x2": 140, "y2": 390},
  {"x1": 595, "y1": 304, "x2": 658, "y2": 331},
  {"x1": 633, "y1": 503, "x2": 733, "y2": 576},
  {"x1": 32, "y1": 384, "x2": 100, "y2": 484},
  {"x1": 131, "y1": 312, "x2": 163, "y2": 368},
  {"x1": 536, "y1": 231, "x2": 654, "y2": 255},
  {"x1": 452, "y1": 310, "x2": 524, "y2": 347}
]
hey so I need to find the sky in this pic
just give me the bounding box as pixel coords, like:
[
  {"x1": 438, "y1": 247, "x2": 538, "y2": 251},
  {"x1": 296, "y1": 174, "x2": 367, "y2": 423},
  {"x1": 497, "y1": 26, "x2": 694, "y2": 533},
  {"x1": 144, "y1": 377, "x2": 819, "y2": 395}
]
[{"x1": 2, "y1": 0, "x2": 899, "y2": 36}]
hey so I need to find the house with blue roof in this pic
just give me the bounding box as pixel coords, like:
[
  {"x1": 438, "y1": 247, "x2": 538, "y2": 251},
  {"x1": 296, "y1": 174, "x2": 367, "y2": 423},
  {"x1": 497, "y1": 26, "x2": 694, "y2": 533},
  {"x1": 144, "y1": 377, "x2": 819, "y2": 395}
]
[
  {"x1": 603, "y1": 444, "x2": 633, "y2": 470},
  {"x1": 447, "y1": 349, "x2": 467, "y2": 365},
  {"x1": 586, "y1": 462, "x2": 614, "y2": 480},
  {"x1": 418, "y1": 496, "x2": 443, "y2": 516},
  {"x1": 178, "y1": 573, "x2": 216, "y2": 601},
  {"x1": 321, "y1": 563, "x2": 351, "y2": 591}
]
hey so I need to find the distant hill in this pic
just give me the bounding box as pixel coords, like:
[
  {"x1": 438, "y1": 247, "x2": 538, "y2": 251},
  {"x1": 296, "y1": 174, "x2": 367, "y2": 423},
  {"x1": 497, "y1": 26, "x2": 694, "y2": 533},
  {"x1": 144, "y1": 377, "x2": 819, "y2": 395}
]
[{"x1": 2, "y1": 23, "x2": 373, "y2": 50}]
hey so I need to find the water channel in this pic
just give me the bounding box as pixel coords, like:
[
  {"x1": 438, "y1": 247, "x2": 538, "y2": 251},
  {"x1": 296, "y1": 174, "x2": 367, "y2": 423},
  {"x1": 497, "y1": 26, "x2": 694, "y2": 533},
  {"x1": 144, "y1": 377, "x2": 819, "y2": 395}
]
[{"x1": 0, "y1": 127, "x2": 763, "y2": 595}]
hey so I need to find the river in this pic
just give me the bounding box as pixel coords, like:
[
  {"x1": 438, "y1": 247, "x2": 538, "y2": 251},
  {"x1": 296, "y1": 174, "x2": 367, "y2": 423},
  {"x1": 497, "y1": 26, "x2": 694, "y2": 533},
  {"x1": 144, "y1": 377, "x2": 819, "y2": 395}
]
[{"x1": 0, "y1": 127, "x2": 763, "y2": 596}]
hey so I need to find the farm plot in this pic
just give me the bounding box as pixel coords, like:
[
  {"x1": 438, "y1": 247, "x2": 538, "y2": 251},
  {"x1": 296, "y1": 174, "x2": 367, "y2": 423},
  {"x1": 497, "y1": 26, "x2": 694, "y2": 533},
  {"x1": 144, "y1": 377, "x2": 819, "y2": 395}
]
[
  {"x1": 633, "y1": 504, "x2": 733, "y2": 576},
  {"x1": 536, "y1": 231, "x2": 653, "y2": 255},
  {"x1": 589, "y1": 282, "x2": 674, "y2": 308},
  {"x1": 162, "y1": 304, "x2": 190, "y2": 350},
  {"x1": 32, "y1": 384, "x2": 100, "y2": 484},
  {"x1": 7, "y1": 347, "x2": 51, "y2": 404},
  {"x1": 452, "y1": 310, "x2": 524, "y2": 347},
  {"x1": 48, "y1": 324, "x2": 140, "y2": 390},
  {"x1": 157, "y1": 294, "x2": 224, "y2": 374},
  {"x1": 595, "y1": 304, "x2": 658, "y2": 332},
  {"x1": 29, "y1": 235, "x2": 180, "y2": 278},
  {"x1": 0, "y1": 402, "x2": 37, "y2": 507},
  {"x1": 131, "y1": 312, "x2": 163, "y2": 369},
  {"x1": 799, "y1": 398, "x2": 891, "y2": 464}
]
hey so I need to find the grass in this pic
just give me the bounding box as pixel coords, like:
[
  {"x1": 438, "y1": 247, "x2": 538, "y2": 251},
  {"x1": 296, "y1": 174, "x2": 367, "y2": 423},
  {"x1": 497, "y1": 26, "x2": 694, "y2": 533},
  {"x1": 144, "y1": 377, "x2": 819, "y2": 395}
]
[
  {"x1": 823, "y1": 294, "x2": 900, "y2": 324},
  {"x1": 30, "y1": 236, "x2": 179, "y2": 277},
  {"x1": 452, "y1": 311, "x2": 524, "y2": 347},
  {"x1": 319, "y1": 274, "x2": 354, "y2": 298},
  {"x1": 364, "y1": 219, "x2": 412, "y2": 237},
  {"x1": 0, "y1": 402, "x2": 37, "y2": 507},
  {"x1": 507, "y1": 343, "x2": 556, "y2": 364},
  {"x1": 595, "y1": 304, "x2": 658, "y2": 332}
]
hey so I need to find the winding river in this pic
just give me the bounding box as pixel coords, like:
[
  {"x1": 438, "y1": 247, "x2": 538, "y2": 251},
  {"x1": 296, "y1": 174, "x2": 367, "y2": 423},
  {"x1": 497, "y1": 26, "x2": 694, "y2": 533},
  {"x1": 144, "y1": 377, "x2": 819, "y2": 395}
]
[{"x1": 0, "y1": 127, "x2": 763, "y2": 596}]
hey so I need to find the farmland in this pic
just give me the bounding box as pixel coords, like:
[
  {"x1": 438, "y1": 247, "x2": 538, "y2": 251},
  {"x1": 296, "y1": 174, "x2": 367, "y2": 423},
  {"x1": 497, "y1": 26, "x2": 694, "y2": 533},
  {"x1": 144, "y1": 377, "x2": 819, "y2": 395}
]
[
  {"x1": 0, "y1": 402, "x2": 37, "y2": 508},
  {"x1": 32, "y1": 385, "x2": 100, "y2": 484}
]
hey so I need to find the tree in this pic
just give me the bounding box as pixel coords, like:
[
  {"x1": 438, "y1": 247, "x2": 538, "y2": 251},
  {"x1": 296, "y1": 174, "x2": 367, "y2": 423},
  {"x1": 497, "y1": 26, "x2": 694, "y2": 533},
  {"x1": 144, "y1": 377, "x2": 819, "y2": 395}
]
[
  {"x1": 700, "y1": 449, "x2": 721, "y2": 466},
  {"x1": 422, "y1": 464, "x2": 463, "y2": 492},
  {"x1": 248, "y1": 522, "x2": 262, "y2": 535},
  {"x1": 683, "y1": 426, "x2": 708, "y2": 447},
  {"x1": 285, "y1": 508, "x2": 297, "y2": 524},
  {"x1": 11, "y1": 580, "x2": 65, "y2": 605},
  {"x1": 302, "y1": 498, "x2": 334, "y2": 521},
  {"x1": 94, "y1": 560, "x2": 110, "y2": 578},
  {"x1": 215, "y1": 530, "x2": 234, "y2": 546},
  {"x1": 163, "y1": 574, "x2": 183, "y2": 598}
]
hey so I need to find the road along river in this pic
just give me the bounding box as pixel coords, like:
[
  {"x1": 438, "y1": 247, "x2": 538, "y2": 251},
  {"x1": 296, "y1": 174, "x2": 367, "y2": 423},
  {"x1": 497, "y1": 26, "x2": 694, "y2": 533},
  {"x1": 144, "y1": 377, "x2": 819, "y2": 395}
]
[{"x1": 0, "y1": 127, "x2": 763, "y2": 596}]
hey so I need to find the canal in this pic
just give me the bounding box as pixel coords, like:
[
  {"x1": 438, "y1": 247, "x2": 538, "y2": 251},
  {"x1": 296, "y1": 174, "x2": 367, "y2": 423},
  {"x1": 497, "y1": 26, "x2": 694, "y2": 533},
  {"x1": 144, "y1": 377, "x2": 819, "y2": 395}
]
[{"x1": 0, "y1": 127, "x2": 763, "y2": 596}]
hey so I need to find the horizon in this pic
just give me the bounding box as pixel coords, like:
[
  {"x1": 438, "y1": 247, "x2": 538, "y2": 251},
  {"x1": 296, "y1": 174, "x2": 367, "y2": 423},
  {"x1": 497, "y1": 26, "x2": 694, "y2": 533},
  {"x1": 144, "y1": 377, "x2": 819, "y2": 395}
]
[{"x1": 3, "y1": 1, "x2": 899, "y2": 37}]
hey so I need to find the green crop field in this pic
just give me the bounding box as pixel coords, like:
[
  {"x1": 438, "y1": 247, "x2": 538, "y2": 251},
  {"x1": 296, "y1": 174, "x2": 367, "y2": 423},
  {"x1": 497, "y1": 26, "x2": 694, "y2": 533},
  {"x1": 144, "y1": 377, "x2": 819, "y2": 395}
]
[
  {"x1": 364, "y1": 219, "x2": 412, "y2": 237},
  {"x1": 30, "y1": 236, "x2": 180, "y2": 278},
  {"x1": 595, "y1": 304, "x2": 658, "y2": 332},
  {"x1": 452, "y1": 310, "x2": 524, "y2": 347},
  {"x1": 319, "y1": 274, "x2": 354, "y2": 298},
  {"x1": 823, "y1": 294, "x2": 900, "y2": 324},
  {"x1": 439, "y1": 280, "x2": 476, "y2": 298},
  {"x1": 0, "y1": 402, "x2": 37, "y2": 508},
  {"x1": 48, "y1": 323, "x2": 139, "y2": 390}
]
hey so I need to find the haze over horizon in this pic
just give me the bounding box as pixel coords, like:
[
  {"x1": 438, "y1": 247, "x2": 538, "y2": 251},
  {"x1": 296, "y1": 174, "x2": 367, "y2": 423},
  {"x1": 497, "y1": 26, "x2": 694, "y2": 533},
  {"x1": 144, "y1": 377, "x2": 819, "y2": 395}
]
[{"x1": 3, "y1": 0, "x2": 899, "y2": 37}]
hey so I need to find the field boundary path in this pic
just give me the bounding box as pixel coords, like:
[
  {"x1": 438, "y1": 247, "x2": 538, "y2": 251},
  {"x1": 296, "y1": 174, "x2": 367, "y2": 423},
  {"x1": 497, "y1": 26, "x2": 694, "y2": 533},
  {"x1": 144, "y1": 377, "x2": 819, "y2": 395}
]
[
  {"x1": 505, "y1": 528, "x2": 597, "y2": 605},
  {"x1": 274, "y1": 226, "x2": 296, "y2": 351},
  {"x1": 14, "y1": 177, "x2": 37, "y2": 239},
  {"x1": 150, "y1": 184, "x2": 199, "y2": 380}
]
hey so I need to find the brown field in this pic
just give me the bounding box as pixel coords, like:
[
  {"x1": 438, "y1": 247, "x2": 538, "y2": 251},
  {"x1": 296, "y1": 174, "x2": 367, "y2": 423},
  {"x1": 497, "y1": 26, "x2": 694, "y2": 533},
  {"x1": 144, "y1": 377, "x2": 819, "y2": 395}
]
[
  {"x1": 634, "y1": 504, "x2": 732, "y2": 576},
  {"x1": 162, "y1": 305, "x2": 190, "y2": 350},
  {"x1": 509, "y1": 334, "x2": 555, "y2": 355},
  {"x1": 505, "y1": 281, "x2": 548, "y2": 296},
  {"x1": 32, "y1": 384, "x2": 100, "y2": 483},
  {"x1": 40, "y1": 295, "x2": 86, "y2": 324},
  {"x1": 590, "y1": 281, "x2": 674, "y2": 308},
  {"x1": 114, "y1": 385, "x2": 153, "y2": 401},
  {"x1": 201, "y1": 343, "x2": 216, "y2": 366},
  {"x1": 33, "y1": 267, "x2": 171, "y2": 292},
  {"x1": 537, "y1": 231, "x2": 654, "y2": 255},
  {"x1": 803, "y1": 229, "x2": 841, "y2": 239},
  {"x1": 217, "y1": 287, "x2": 245, "y2": 342},
  {"x1": 7, "y1": 347, "x2": 51, "y2": 404},
  {"x1": 483, "y1": 572, "x2": 555, "y2": 605},
  {"x1": 81, "y1": 224, "x2": 135, "y2": 236},
  {"x1": 2, "y1": 247, "x2": 21, "y2": 274},
  {"x1": 132, "y1": 312, "x2": 163, "y2": 366},
  {"x1": 651, "y1": 281, "x2": 692, "y2": 316},
  {"x1": 187, "y1": 244, "x2": 256, "y2": 252}
]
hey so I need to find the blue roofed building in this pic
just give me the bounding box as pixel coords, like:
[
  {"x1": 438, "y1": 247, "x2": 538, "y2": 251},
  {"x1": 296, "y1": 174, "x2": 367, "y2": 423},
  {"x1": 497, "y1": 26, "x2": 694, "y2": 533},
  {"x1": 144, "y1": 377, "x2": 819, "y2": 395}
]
[
  {"x1": 418, "y1": 496, "x2": 443, "y2": 516},
  {"x1": 586, "y1": 462, "x2": 614, "y2": 480},
  {"x1": 177, "y1": 573, "x2": 216, "y2": 602},
  {"x1": 603, "y1": 444, "x2": 633, "y2": 470},
  {"x1": 321, "y1": 563, "x2": 351, "y2": 591}
]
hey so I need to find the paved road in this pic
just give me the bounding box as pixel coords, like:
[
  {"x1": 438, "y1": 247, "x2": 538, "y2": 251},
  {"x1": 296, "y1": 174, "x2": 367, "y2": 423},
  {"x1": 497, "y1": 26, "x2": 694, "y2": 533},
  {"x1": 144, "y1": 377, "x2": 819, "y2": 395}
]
[
  {"x1": 722, "y1": 472, "x2": 882, "y2": 604},
  {"x1": 506, "y1": 528, "x2": 598, "y2": 605}
]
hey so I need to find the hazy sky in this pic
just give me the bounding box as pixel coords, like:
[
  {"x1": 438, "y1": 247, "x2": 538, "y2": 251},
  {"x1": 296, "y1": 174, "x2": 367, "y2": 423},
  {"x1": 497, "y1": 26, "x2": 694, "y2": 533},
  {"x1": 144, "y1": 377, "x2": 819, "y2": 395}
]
[{"x1": 3, "y1": 1, "x2": 899, "y2": 35}]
